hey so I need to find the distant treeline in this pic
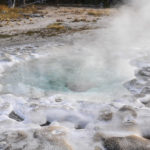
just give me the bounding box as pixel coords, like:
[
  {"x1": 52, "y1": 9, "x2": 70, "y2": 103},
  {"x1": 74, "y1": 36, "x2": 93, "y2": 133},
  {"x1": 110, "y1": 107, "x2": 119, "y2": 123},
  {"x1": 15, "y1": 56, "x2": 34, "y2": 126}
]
[
  {"x1": 0, "y1": 0, "x2": 123, "y2": 8},
  {"x1": 46, "y1": 0, "x2": 122, "y2": 6}
]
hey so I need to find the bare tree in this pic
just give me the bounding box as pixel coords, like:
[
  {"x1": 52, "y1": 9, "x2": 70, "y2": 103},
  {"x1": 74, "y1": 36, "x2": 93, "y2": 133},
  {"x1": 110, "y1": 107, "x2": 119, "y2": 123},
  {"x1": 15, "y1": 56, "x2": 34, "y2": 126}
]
[
  {"x1": 8, "y1": 0, "x2": 16, "y2": 8},
  {"x1": 12, "y1": 0, "x2": 16, "y2": 8},
  {"x1": 8, "y1": 0, "x2": 12, "y2": 7},
  {"x1": 23, "y1": 0, "x2": 26, "y2": 5}
]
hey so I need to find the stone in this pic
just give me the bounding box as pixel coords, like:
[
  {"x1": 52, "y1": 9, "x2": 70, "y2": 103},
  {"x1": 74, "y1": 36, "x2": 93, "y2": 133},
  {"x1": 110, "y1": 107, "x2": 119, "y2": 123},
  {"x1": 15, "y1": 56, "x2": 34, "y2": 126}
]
[
  {"x1": 118, "y1": 105, "x2": 137, "y2": 118},
  {"x1": 94, "y1": 146, "x2": 102, "y2": 150},
  {"x1": 40, "y1": 121, "x2": 51, "y2": 127},
  {"x1": 55, "y1": 98, "x2": 62, "y2": 102},
  {"x1": 137, "y1": 67, "x2": 150, "y2": 78},
  {"x1": 8, "y1": 111, "x2": 24, "y2": 122},
  {"x1": 32, "y1": 126, "x2": 73, "y2": 150},
  {"x1": 124, "y1": 79, "x2": 144, "y2": 96},
  {"x1": 103, "y1": 135, "x2": 150, "y2": 150},
  {"x1": 98, "y1": 107, "x2": 113, "y2": 121}
]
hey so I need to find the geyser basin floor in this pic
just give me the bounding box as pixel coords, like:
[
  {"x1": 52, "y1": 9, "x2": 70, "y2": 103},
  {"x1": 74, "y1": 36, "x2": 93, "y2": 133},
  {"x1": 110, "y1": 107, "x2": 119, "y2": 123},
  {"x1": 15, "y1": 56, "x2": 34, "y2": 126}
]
[{"x1": 1, "y1": 2, "x2": 150, "y2": 148}]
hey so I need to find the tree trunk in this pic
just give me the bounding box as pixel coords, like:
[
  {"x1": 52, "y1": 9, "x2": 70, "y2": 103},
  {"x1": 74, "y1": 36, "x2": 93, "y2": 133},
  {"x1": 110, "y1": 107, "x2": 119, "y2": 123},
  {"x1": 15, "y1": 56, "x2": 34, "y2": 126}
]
[
  {"x1": 8, "y1": 0, "x2": 13, "y2": 7},
  {"x1": 23, "y1": 0, "x2": 26, "y2": 5},
  {"x1": 12, "y1": 0, "x2": 16, "y2": 8}
]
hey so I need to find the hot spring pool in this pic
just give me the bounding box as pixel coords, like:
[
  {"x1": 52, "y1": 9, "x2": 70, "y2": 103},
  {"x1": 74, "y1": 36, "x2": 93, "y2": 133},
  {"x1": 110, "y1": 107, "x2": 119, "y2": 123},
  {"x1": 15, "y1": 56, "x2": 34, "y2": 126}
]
[{"x1": 0, "y1": 47, "x2": 134, "y2": 101}]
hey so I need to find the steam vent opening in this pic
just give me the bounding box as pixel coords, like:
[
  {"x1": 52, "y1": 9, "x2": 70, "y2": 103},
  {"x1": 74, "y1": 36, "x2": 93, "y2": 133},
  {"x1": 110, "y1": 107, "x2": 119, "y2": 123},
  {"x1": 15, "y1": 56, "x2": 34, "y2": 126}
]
[{"x1": 0, "y1": 50, "x2": 133, "y2": 100}]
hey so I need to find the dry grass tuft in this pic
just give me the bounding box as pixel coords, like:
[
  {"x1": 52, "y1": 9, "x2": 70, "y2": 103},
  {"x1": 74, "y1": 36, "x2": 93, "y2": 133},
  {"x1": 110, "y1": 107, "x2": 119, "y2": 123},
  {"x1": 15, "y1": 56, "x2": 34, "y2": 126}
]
[
  {"x1": 47, "y1": 22, "x2": 65, "y2": 30},
  {"x1": 72, "y1": 18, "x2": 88, "y2": 22},
  {"x1": 72, "y1": 9, "x2": 85, "y2": 15},
  {"x1": 0, "y1": 5, "x2": 38, "y2": 21},
  {"x1": 87, "y1": 9, "x2": 114, "y2": 17},
  {"x1": 56, "y1": 19, "x2": 64, "y2": 22},
  {"x1": 57, "y1": 8, "x2": 85, "y2": 15}
]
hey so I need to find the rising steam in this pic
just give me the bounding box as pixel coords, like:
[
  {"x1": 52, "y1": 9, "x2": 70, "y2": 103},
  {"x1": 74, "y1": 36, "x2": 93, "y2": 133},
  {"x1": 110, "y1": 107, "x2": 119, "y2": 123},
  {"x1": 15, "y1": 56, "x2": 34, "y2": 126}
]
[{"x1": 0, "y1": 0, "x2": 150, "y2": 102}]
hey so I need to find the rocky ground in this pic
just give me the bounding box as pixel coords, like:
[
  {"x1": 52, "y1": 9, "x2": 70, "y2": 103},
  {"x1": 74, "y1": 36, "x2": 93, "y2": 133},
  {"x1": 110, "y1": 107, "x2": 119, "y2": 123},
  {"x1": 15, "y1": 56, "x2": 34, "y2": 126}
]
[
  {"x1": 0, "y1": 6, "x2": 115, "y2": 47},
  {"x1": 0, "y1": 71, "x2": 150, "y2": 150}
]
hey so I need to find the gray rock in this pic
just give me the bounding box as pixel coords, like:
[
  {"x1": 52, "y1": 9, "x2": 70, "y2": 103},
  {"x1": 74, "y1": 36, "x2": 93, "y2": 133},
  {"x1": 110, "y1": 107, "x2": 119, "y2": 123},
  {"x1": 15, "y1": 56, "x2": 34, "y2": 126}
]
[
  {"x1": 103, "y1": 135, "x2": 150, "y2": 150},
  {"x1": 118, "y1": 105, "x2": 137, "y2": 118},
  {"x1": 98, "y1": 107, "x2": 113, "y2": 121},
  {"x1": 9, "y1": 111, "x2": 24, "y2": 122}
]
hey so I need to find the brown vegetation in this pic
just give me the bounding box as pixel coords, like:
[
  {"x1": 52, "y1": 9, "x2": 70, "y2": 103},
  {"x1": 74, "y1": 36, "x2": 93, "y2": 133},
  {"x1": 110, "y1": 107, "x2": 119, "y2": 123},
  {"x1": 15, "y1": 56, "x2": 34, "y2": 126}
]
[
  {"x1": 0, "y1": 24, "x2": 93, "y2": 39},
  {"x1": 47, "y1": 23, "x2": 65, "y2": 30},
  {"x1": 87, "y1": 9, "x2": 114, "y2": 17},
  {"x1": 0, "y1": 5, "x2": 38, "y2": 21},
  {"x1": 72, "y1": 18, "x2": 89, "y2": 22}
]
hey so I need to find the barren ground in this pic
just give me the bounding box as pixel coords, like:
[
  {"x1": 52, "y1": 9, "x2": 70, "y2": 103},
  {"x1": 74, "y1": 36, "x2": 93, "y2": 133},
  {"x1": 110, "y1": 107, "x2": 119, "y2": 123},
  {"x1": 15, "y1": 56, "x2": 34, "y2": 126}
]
[{"x1": 0, "y1": 6, "x2": 116, "y2": 47}]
